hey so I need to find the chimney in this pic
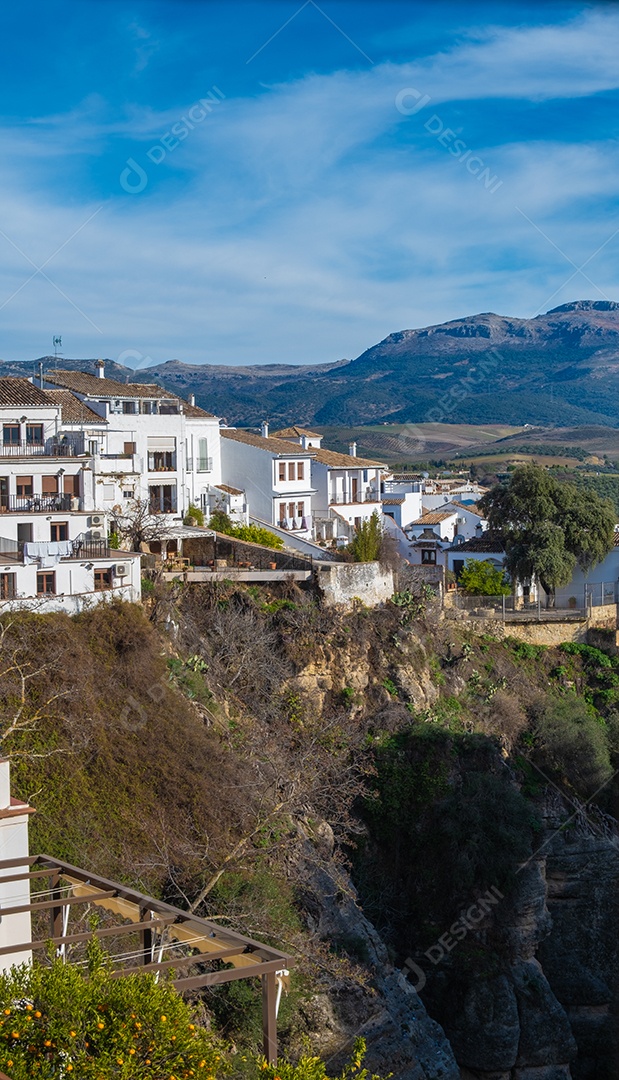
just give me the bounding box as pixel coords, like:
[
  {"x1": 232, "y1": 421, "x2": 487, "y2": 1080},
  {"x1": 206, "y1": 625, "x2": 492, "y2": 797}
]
[
  {"x1": 475, "y1": 522, "x2": 484, "y2": 536},
  {"x1": 0, "y1": 759, "x2": 34, "y2": 972},
  {"x1": 349, "y1": 441, "x2": 357, "y2": 457},
  {"x1": 96, "y1": 359, "x2": 105, "y2": 379},
  {"x1": 261, "y1": 421, "x2": 269, "y2": 439},
  {"x1": 188, "y1": 394, "x2": 195, "y2": 407}
]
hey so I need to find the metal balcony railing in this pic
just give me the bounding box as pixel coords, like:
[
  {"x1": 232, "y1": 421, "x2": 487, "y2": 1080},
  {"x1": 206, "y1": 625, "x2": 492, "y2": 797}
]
[
  {"x1": 0, "y1": 441, "x2": 82, "y2": 457},
  {"x1": 193, "y1": 457, "x2": 213, "y2": 473},
  {"x1": 0, "y1": 534, "x2": 114, "y2": 564},
  {"x1": 0, "y1": 494, "x2": 73, "y2": 513},
  {"x1": 329, "y1": 491, "x2": 381, "y2": 505}
]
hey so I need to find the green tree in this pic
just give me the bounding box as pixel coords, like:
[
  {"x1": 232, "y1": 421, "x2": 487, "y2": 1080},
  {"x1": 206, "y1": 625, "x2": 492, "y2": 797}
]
[
  {"x1": 479, "y1": 464, "x2": 616, "y2": 606},
  {"x1": 0, "y1": 939, "x2": 221, "y2": 1079},
  {"x1": 348, "y1": 512, "x2": 383, "y2": 562},
  {"x1": 208, "y1": 511, "x2": 283, "y2": 550},
  {"x1": 459, "y1": 559, "x2": 511, "y2": 596}
]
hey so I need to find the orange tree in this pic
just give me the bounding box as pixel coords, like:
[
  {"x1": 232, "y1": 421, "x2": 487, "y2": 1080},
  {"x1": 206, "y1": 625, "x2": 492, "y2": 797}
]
[
  {"x1": 0, "y1": 938, "x2": 223, "y2": 1079},
  {"x1": 0, "y1": 940, "x2": 382, "y2": 1080}
]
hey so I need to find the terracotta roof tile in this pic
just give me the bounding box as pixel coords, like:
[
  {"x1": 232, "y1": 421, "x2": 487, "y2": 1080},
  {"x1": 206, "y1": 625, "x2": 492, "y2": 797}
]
[
  {"x1": 0, "y1": 377, "x2": 54, "y2": 407},
  {"x1": 221, "y1": 428, "x2": 315, "y2": 455},
  {"x1": 45, "y1": 389, "x2": 107, "y2": 424},
  {"x1": 271, "y1": 426, "x2": 321, "y2": 439},
  {"x1": 183, "y1": 401, "x2": 215, "y2": 418},
  {"x1": 312, "y1": 448, "x2": 385, "y2": 469},
  {"x1": 45, "y1": 370, "x2": 177, "y2": 399},
  {"x1": 411, "y1": 510, "x2": 457, "y2": 525},
  {"x1": 447, "y1": 531, "x2": 505, "y2": 553}
]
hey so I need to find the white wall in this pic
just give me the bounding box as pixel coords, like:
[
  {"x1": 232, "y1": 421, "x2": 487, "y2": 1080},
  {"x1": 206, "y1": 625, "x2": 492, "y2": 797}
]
[{"x1": 0, "y1": 760, "x2": 32, "y2": 972}]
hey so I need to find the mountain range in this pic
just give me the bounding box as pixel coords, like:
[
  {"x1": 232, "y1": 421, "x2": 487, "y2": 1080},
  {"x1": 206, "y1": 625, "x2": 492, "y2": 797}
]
[{"x1": 3, "y1": 300, "x2": 619, "y2": 428}]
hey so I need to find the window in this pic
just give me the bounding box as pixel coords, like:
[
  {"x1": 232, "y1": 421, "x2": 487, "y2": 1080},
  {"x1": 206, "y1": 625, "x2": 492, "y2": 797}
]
[
  {"x1": 297, "y1": 462, "x2": 304, "y2": 481},
  {"x1": 197, "y1": 439, "x2": 210, "y2": 472},
  {"x1": 288, "y1": 502, "x2": 295, "y2": 520},
  {"x1": 421, "y1": 549, "x2": 437, "y2": 564},
  {"x1": 123, "y1": 441, "x2": 136, "y2": 455},
  {"x1": 0, "y1": 573, "x2": 16, "y2": 600},
  {"x1": 26, "y1": 424, "x2": 44, "y2": 445},
  {"x1": 148, "y1": 450, "x2": 176, "y2": 472},
  {"x1": 140, "y1": 401, "x2": 155, "y2": 415},
  {"x1": 363, "y1": 470, "x2": 368, "y2": 483},
  {"x1": 297, "y1": 501, "x2": 305, "y2": 520},
  {"x1": 452, "y1": 559, "x2": 465, "y2": 579},
  {"x1": 278, "y1": 462, "x2": 286, "y2": 482},
  {"x1": 37, "y1": 571, "x2": 55, "y2": 595},
  {"x1": 149, "y1": 484, "x2": 177, "y2": 514},
  {"x1": 123, "y1": 489, "x2": 134, "y2": 499},
  {"x1": 16, "y1": 476, "x2": 33, "y2": 496},
  {"x1": 94, "y1": 568, "x2": 112, "y2": 591},
  {"x1": 64, "y1": 474, "x2": 80, "y2": 497},
  {"x1": 288, "y1": 463, "x2": 295, "y2": 481},
  {"x1": 278, "y1": 503, "x2": 286, "y2": 525},
  {"x1": 3, "y1": 425, "x2": 20, "y2": 445},
  {"x1": 122, "y1": 401, "x2": 137, "y2": 414},
  {"x1": 50, "y1": 522, "x2": 68, "y2": 542},
  {"x1": 88, "y1": 440, "x2": 99, "y2": 456},
  {"x1": 42, "y1": 475, "x2": 58, "y2": 494},
  {"x1": 17, "y1": 523, "x2": 32, "y2": 544}
]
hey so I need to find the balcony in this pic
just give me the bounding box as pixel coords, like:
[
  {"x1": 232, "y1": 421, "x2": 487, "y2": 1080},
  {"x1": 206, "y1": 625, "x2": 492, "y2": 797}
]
[
  {"x1": 0, "y1": 534, "x2": 114, "y2": 564},
  {"x1": 192, "y1": 457, "x2": 213, "y2": 473},
  {"x1": 329, "y1": 491, "x2": 381, "y2": 505},
  {"x1": 0, "y1": 440, "x2": 83, "y2": 458},
  {"x1": 0, "y1": 494, "x2": 74, "y2": 514}
]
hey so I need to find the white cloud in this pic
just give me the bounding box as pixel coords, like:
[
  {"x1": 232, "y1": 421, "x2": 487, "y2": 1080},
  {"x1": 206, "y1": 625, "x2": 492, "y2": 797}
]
[{"x1": 1, "y1": 7, "x2": 619, "y2": 366}]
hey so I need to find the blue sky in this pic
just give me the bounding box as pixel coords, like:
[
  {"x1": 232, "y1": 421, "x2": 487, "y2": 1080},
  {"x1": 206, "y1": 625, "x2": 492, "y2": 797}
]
[{"x1": 1, "y1": 0, "x2": 619, "y2": 367}]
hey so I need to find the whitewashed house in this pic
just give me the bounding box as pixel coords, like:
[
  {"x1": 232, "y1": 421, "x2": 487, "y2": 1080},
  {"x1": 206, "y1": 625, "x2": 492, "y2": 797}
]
[
  {"x1": 271, "y1": 429, "x2": 386, "y2": 543},
  {"x1": 221, "y1": 425, "x2": 315, "y2": 537},
  {"x1": 0, "y1": 759, "x2": 33, "y2": 971},
  {"x1": 0, "y1": 377, "x2": 141, "y2": 612},
  {"x1": 381, "y1": 478, "x2": 424, "y2": 531},
  {"x1": 44, "y1": 366, "x2": 222, "y2": 520},
  {"x1": 445, "y1": 531, "x2": 506, "y2": 578}
]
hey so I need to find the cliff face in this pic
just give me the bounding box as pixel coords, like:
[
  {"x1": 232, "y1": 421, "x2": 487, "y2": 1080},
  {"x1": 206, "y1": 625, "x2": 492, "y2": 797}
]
[
  {"x1": 282, "y1": 611, "x2": 619, "y2": 1080},
  {"x1": 6, "y1": 595, "x2": 618, "y2": 1077},
  {"x1": 416, "y1": 791, "x2": 619, "y2": 1080}
]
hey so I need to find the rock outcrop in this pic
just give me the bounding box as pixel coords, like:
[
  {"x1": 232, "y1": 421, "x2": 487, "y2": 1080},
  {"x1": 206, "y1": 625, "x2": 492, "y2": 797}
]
[{"x1": 295, "y1": 820, "x2": 460, "y2": 1080}]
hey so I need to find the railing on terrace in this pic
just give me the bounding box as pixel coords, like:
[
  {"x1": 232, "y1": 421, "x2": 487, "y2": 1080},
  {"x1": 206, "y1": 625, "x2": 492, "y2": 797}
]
[
  {"x1": 450, "y1": 586, "x2": 619, "y2": 620},
  {"x1": 329, "y1": 492, "x2": 381, "y2": 505},
  {"x1": 0, "y1": 494, "x2": 73, "y2": 513},
  {"x1": 0, "y1": 441, "x2": 82, "y2": 457},
  {"x1": 67, "y1": 535, "x2": 113, "y2": 560},
  {"x1": 0, "y1": 534, "x2": 113, "y2": 563},
  {"x1": 0, "y1": 536, "x2": 24, "y2": 562}
]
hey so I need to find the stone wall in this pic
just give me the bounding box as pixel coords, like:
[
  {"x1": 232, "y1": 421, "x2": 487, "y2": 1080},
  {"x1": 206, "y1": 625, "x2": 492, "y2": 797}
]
[
  {"x1": 316, "y1": 562, "x2": 394, "y2": 608},
  {"x1": 443, "y1": 602, "x2": 618, "y2": 647}
]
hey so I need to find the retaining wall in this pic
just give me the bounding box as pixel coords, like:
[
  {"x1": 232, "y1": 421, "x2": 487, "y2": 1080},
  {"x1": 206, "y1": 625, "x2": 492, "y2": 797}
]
[{"x1": 316, "y1": 562, "x2": 395, "y2": 608}]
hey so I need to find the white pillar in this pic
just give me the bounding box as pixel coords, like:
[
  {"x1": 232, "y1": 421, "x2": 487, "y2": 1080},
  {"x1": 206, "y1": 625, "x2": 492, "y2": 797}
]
[{"x1": 0, "y1": 759, "x2": 34, "y2": 971}]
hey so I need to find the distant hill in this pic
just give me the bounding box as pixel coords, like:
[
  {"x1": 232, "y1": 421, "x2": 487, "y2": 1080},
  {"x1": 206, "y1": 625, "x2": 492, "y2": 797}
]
[{"x1": 3, "y1": 300, "x2": 619, "y2": 427}]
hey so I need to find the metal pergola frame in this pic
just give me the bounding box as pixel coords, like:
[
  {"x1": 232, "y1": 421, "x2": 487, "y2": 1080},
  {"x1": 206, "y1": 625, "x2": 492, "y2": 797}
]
[{"x1": 0, "y1": 854, "x2": 291, "y2": 1064}]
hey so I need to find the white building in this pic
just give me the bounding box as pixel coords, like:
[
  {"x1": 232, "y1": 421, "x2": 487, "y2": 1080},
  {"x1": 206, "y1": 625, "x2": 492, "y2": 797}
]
[
  {"x1": 0, "y1": 759, "x2": 33, "y2": 972},
  {"x1": 221, "y1": 426, "x2": 315, "y2": 537},
  {"x1": 271, "y1": 428, "x2": 386, "y2": 542},
  {"x1": 43, "y1": 366, "x2": 223, "y2": 521},
  {"x1": 0, "y1": 377, "x2": 141, "y2": 612}
]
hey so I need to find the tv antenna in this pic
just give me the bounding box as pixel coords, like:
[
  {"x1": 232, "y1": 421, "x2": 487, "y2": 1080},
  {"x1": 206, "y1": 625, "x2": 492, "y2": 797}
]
[{"x1": 53, "y1": 335, "x2": 62, "y2": 367}]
